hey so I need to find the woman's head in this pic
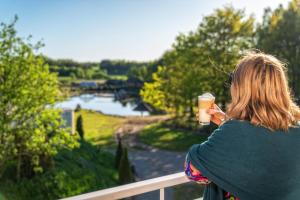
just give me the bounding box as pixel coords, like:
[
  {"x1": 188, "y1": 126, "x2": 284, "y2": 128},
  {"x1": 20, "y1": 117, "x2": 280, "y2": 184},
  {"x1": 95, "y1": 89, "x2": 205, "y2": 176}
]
[{"x1": 226, "y1": 51, "x2": 300, "y2": 131}]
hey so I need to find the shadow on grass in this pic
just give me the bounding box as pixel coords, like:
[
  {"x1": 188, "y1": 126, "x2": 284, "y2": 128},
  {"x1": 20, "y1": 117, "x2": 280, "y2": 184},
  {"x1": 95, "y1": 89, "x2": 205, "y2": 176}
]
[{"x1": 139, "y1": 122, "x2": 208, "y2": 152}]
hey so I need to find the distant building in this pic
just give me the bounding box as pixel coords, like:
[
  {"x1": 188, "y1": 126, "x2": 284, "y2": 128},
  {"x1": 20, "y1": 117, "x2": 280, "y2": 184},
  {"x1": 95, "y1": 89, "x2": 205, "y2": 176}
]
[
  {"x1": 61, "y1": 109, "x2": 75, "y2": 134},
  {"x1": 79, "y1": 81, "x2": 97, "y2": 89}
]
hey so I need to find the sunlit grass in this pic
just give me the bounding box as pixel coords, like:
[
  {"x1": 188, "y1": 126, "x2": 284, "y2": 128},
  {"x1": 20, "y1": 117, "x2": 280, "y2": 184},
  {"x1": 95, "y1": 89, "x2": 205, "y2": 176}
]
[
  {"x1": 75, "y1": 110, "x2": 125, "y2": 147},
  {"x1": 139, "y1": 122, "x2": 207, "y2": 151},
  {"x1": 109, "y1": 75, "x2": 128, "y2": 80}
]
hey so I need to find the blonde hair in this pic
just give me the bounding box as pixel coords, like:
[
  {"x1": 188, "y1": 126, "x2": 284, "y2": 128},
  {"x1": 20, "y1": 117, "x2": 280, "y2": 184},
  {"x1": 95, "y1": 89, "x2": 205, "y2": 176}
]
[{"x1": 226, "y1": 52, "x2": 300, "y2": 131}]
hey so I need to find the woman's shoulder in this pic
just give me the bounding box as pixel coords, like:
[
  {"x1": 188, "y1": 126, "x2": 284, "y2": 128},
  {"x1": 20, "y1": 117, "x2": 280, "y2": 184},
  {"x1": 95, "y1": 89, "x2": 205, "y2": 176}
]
[
  {"x1": 210, "y1": 119, "x2": 247, "y2": 138},
  {"x1": 219, "y1": 119, "x2": 250, "y2": 130},
  {"x1": 216, "y1": 119, "x2": 268, "y2": 137},
  {"x1": 221, "y1": 119, "x2": 300, "y2": 133}
]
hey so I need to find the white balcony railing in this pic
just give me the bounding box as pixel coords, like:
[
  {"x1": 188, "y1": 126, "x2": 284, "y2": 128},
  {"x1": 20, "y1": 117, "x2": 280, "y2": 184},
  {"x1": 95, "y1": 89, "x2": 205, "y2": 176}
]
[{"x1": 61, "y1": 172, "x2": 203, "y2": 200}]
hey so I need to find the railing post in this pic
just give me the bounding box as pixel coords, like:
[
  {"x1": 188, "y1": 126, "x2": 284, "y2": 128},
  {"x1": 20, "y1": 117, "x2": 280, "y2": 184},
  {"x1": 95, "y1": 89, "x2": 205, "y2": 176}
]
[{"x1": 159, "y1": 188, "x2": 164, "y2": 200}]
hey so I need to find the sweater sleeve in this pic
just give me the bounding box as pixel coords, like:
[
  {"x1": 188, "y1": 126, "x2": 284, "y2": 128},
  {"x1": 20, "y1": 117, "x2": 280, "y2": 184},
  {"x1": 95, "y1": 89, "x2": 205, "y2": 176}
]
[{"x1": 184, "y1": 155, "x2": 211, "y2": 184}]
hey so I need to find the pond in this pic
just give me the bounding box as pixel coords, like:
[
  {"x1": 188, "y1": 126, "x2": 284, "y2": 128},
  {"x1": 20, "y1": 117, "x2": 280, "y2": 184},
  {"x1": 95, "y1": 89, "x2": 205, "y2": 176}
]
[{"x1": 55, "y1": 94, "x2": 149, "y2": 116}]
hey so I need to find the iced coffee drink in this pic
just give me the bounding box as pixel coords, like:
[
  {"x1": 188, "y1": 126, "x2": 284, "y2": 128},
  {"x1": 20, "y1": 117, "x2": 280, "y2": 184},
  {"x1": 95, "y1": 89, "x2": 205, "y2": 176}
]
[{"x1": 198, "y1": 93, "x2": 215, "y2": 125}]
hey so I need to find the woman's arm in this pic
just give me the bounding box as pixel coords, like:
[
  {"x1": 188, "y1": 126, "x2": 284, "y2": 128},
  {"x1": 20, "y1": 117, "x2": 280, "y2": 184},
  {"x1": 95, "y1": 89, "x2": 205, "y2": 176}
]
[{"x1": 184, "y1": 156, "x2": 211, "y2": 184}]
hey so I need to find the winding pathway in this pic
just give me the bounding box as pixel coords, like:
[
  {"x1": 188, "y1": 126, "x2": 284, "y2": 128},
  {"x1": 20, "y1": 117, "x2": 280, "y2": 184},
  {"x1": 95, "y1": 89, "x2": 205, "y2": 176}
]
[{"x1": 127, "y1": 146, "x2": 186, "y2": 200}]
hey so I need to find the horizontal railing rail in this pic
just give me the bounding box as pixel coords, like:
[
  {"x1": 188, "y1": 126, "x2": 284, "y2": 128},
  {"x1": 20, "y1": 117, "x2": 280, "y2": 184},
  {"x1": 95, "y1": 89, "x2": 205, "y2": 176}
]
[{"x1": 61, "y1": 172, "x2": 203, "y2": 200}]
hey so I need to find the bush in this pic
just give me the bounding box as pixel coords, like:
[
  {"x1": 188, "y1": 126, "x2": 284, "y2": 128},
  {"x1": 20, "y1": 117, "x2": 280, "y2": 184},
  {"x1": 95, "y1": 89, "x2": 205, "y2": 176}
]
[
  {"x1": 118, "y1": 148, "x2": 134, "y2": 184},
  {"x1": 0, "y1": 141, "x2": 118, "y2": 200},
  {"x1": 75, "y1": 104, "x2": 81, "y2": 112},
  {"x1": 76, "y1": 115, "x2": 84, "y2": 139},
  {"x1": 115, "y1": 139, "x2": 123, "y2": 169}
]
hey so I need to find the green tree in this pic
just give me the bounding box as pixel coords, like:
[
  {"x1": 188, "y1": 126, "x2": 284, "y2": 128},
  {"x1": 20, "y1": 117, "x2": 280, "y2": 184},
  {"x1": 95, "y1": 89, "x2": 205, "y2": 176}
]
[
  {"x1": 128, "y1": 65, "x2": 149, "y2": 82},
  {"x1": 257, "y1": 0, "x2": 300, "y2": 99},
  {"x1": 75, "y1": 104, "x2": 81, "y2": 112},
  {"x1": 118, "y1": 147, "x2": 134, "y2": 184},
  {"x1": 140, "y1": 66, "x2": 172, "y2": 113},
  {"x1": 141, "y1": 6, "x2": 255, "y2": 117},
  {"x1": 114, "y1": 138, "x2": 123, "y2": 169},
  {"x1": 0, "y1": 17, "x2": 78, "y2": 180},
  {"x1": 76, "y1": 115, "x2": 84, "y2": 140}
]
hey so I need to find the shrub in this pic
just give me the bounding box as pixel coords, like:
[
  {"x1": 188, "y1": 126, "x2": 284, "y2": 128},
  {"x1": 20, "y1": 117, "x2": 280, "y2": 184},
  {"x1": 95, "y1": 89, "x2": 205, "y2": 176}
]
[
  {"x1": 118, "y1": 147, "x2": 134, "y2": 184},
  {"x1": 76, "y1": 115, "x2": 84, "y2": 139},
  {"x1": 115, "y1": 139, "x2": 123, "y2": 169}
]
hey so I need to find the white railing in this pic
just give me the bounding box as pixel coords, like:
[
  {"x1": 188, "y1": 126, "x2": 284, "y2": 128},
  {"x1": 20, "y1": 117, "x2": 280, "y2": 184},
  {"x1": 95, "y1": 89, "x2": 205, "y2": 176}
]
[{"x1": 61, "y1": 172, "x2": 203, "y2": 200}]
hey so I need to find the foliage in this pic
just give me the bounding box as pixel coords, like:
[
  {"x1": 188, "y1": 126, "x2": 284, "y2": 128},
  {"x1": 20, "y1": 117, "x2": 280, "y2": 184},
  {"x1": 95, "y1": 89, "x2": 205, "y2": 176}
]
[
  {"x1": 141, "y1": 6, "x2": 255, "y2": 118},
  {"x1": 118, "y1": 147, "x2": 134, "y2": 184},
  {"x1": 0, "y1": 17, "x2": 78, "y2": 180},
  {"x1": 115, "y1": 139, "x2": 123, "y2": 169},
  {"x1": 0, "y1": 107, "x2": 124, "y2": 199},
  {"x1": 76, "y1": 115, "x2": 84, "y2": 140},
  {"x1": 48, "y1": 64, "x2": 109, "y2": 80},
  {"x1": 140, "y1": 66, "x2": 170, "y2": 112},
  {"x1": 75, "y1": 104, "x2": 81, "y2": 112},
  {"x1": 101, "y1": 59, "x2": 150, "y2": 75},
  {"x1": 0, "y1": 141, "x2": 118, "y2": 200},
  {"x1": 256, "y1": 0, "x2": 300, "y2": 100}
]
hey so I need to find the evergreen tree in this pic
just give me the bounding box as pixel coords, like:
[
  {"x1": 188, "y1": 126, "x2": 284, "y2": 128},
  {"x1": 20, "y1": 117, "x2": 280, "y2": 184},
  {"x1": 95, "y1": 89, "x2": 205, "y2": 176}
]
[
  {"x1": 75, "y1": 104, "x2": 81, "y2": 112},
  {"x1": 76, "y1": 115, "x2": 84, "y2": 140},
  {"x1": 118, "y1": 147, "x2": 134, "y2": 184},
  {"x1": 115, "y1": 138, "x2": 123, "y2": 169}
]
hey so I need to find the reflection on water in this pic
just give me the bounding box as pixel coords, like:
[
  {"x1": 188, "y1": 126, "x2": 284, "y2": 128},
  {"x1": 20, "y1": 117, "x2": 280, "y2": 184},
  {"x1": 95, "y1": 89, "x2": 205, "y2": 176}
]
[{"x1": 55, "y1": 94, "x2": 149, "y2": 116}]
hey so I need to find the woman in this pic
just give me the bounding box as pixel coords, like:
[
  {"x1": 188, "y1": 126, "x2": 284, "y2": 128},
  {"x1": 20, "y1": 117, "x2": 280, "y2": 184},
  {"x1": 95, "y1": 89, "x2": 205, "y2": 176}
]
[{"x1": 185, "y1": 52, "x2": 300, "y2": 200}]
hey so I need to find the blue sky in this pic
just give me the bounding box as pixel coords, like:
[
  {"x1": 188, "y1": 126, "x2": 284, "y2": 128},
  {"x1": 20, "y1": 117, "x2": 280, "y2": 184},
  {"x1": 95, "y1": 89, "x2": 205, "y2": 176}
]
[{"x1": 0, "y1": 0, "x2": 288, "y2": 62}]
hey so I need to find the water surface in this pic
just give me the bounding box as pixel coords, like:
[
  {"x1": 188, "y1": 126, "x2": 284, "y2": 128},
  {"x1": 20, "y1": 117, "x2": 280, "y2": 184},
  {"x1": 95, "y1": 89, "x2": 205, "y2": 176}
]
[{"x1": 55, "y1": 94, "x2": 149, "y2": 116}]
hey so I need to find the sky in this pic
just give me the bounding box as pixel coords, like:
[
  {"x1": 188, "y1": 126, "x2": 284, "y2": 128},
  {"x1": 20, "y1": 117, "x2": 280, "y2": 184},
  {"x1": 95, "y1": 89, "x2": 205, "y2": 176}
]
[{"x1": 0, "y1": 0, "x2": 289, "y2": 62}]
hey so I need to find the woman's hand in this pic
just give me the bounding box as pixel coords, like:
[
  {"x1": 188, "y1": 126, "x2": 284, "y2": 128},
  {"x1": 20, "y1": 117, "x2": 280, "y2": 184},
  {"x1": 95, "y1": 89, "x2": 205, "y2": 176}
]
[{"x1": 207, "y1": 104, "x2": 226, "y2": 126}]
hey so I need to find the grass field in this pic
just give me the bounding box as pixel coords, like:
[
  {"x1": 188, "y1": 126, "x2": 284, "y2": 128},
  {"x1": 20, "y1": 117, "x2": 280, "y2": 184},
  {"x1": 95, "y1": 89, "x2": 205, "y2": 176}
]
[
  {"x1": 139, "y1": 122, "x2": 208, "y2": 151},
  {"x1": 109, "y1": 75, "x2": 128, "y2": 80},
  {"x1": 75, "y1": 110, "x2": 125, "y2": 147}
]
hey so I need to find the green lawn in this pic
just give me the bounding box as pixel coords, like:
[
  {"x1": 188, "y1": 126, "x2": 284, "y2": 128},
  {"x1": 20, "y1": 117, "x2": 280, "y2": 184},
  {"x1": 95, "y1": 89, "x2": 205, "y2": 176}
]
[
  {"x1": 109, "y1": 75, "x2": 128, "y2": 80},
  {"x1": 76, "y1": 110, "x2": 125, "y2": 147},
  {"x1": 139, "y1": 122, "x2": 208, "y2": 151}
]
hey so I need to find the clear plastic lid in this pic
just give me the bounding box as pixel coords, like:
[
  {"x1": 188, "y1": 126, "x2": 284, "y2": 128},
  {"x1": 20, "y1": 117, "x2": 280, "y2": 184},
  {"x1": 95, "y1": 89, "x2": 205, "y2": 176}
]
[{"x1": 198, "y1": 92, "x2": 215, "y2": 100}]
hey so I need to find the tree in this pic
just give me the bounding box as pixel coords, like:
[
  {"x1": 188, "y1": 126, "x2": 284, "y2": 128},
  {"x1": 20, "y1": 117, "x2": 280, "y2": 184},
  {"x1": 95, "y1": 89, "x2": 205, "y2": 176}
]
[
  {"x1": 257, "y1": 0, "x2": 300, "y2": 100},
  {"x1": 140, "y1": 66, "x2": 172, "y2": 113},
  {"x1": 114, "y1": 138, "x2": 123, "y2": 169},
  {"x1": 76, "y1": 115, "x2": 84, "y2": 140},
  {"x1": 118, "y1": 147, "x2": 134, "y2": 184},
  {"x1": 75, "y1": 104, "x2": 81, "y2": 112},
  {"x1": 0, "y1": 17, "x2": 78, "y2": 180},
  {"x1": 141, "y1": 6, "x2": 255, "y2": 117}
]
